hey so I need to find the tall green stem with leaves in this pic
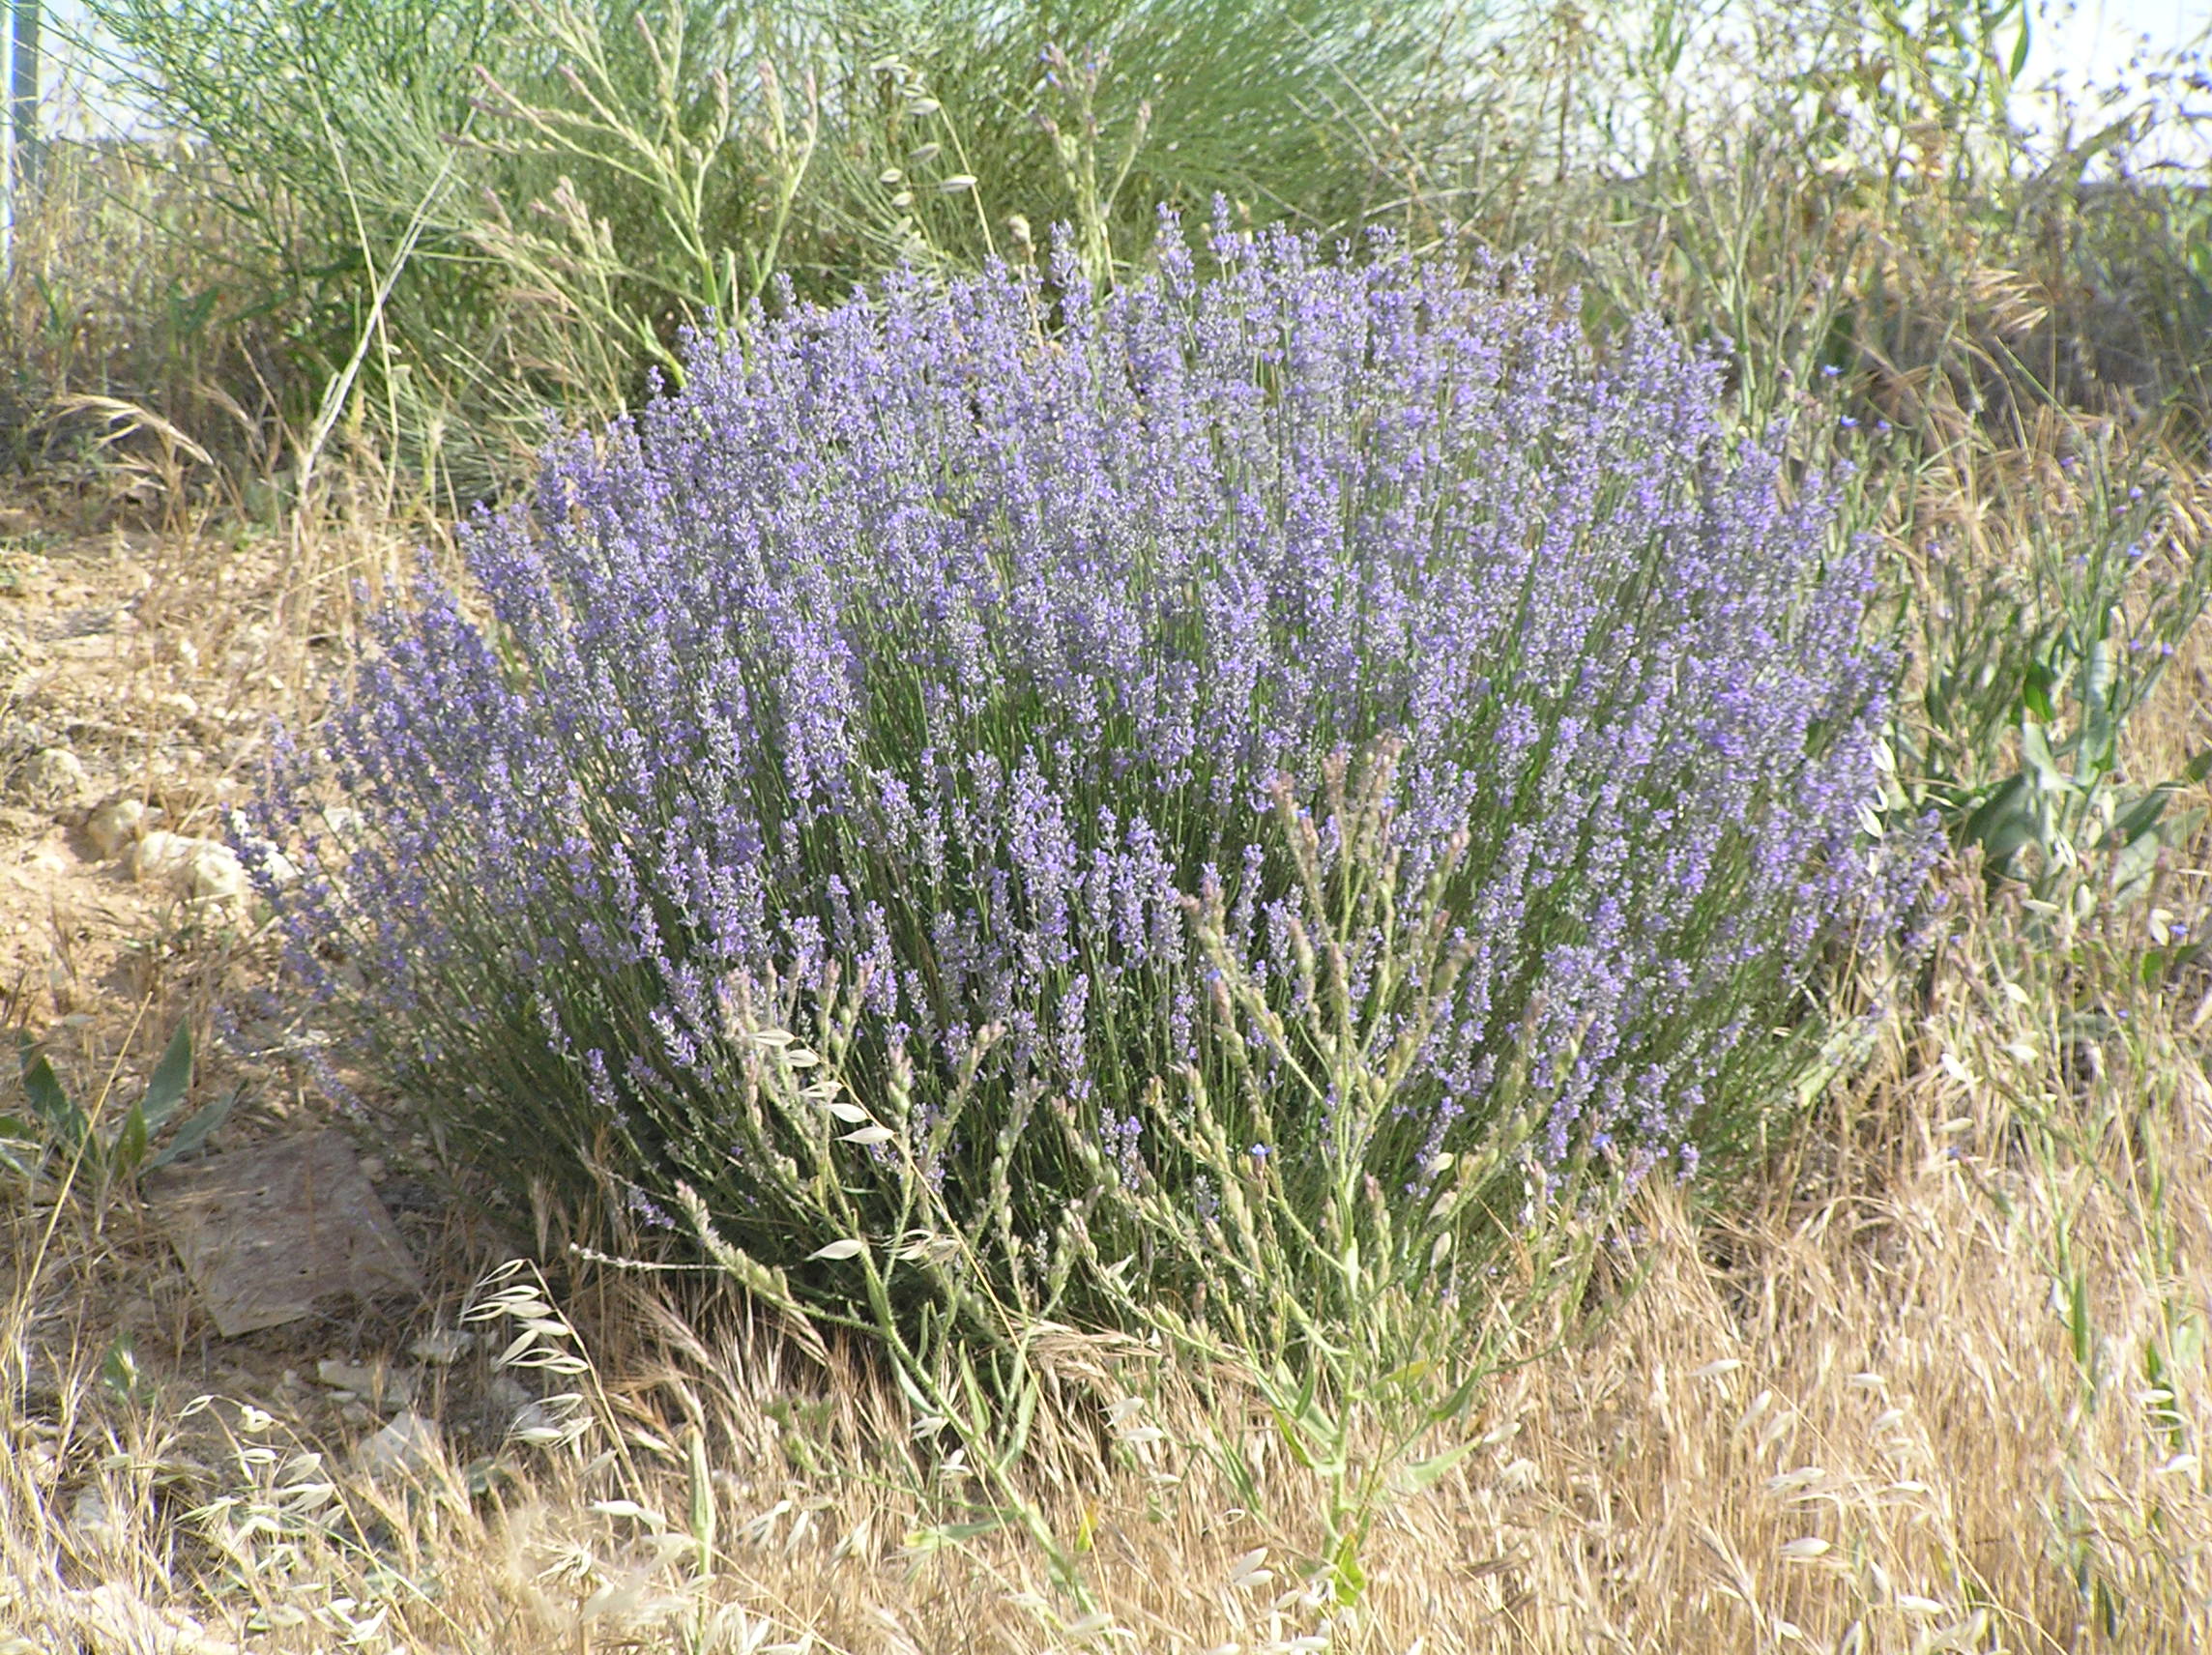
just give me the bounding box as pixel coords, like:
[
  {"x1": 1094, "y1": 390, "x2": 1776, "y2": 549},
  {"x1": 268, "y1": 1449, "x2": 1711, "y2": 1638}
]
[
  {"x1": 472, "y1": 0, "x2": 818, "y2": 387},
  {"x1": 1056, "y1": 742, "x2": 1611, "y2": 1614}
]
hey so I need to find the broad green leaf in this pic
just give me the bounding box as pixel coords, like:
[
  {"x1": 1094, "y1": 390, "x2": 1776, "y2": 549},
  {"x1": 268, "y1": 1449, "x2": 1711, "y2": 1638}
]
[
  {"x1": 147, "y1": 1088, "x2": 236, "y2": 1172},
  {"x1": 2111, "y1": 785, "x2": 2173, "y2": 849},
  {"x1": 2111, "y1": 828, "x2": 2165, "y2": 904},
  {"x1": 16, "y1": 1041, "x2": 88, "y2": 1152},
  {"x1": 1434, "y1": 1362, "x2": 1499, "y2": 1420},
  {"x1": 2018, "y1": 722, "x2": 2070, "y2": 795},
  {"x1": 1964, "y1": 777, "x2": 2037, "y2": 873},
  {"x1": 1269, "y1": 1405, "x2": 1318, "y2": 1469},
  {"x1": 1219, "y1": 1441, "x2": 1264, "y2": 1512},
  {"x1": 139, "y1": 1024, "x2": 194, "y2": 1134},
  {"x1": 1382, "y1": 1357, "x2": 1436, "y2": 1388},
  {"x1": 2165, "y1": 805, "x2": 2208, "y2": 853},
  {"x1": 2080, "y1": 637, "x2": 2118, "y2": 775},
  {"x1": 0, "y1": 1112, "x2": 44, "y2": 1178},
  {"x1": 1328, "y1": 1534, "x2": 1368, "y2": 1606},
  {"x1": 1009, "y1": 1369, "x2": 1037, "y2": 1464},
  {"x1": 2022, "y1": 659, "x2": 2055, "y2": 724},
  {"x1": 1400, "y1": 1437, "x2": 1480, "y2": 1493},
  {"x1": 113, "y1": 1104, "x2": 150, "y2": 1177}
]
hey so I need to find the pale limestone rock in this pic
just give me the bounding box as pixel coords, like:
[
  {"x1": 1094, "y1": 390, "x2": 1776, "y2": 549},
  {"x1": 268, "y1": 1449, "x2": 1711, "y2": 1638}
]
[
  {"x1": 11, "y1": 746, "x2": 87, "y2": 808},
  {"x1": 132, "y1": 830, "x2": 249, "y2": 906},
  {"x1": 51, "y1": 1583, "x2": 239, "y2": 1655},
  {"x1": 355, "y1": 1410, "x2": 445, "y2": 1482},
  {"x1": 409, "y1": 1327, "x2": 473, "y2": 1365},
  {"x1": 84, "y1": 794, "x2": 154, "y2": 859}
]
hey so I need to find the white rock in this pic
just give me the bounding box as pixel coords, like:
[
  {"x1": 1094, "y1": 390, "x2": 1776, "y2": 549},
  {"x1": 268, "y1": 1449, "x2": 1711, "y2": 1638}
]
[
  {"x1": 409, "y1": 1327, "x2": 473, "y2": 1365},
  {"x1": 225, "y1": 810, "x2": 302, "y2": 886},
  {"x1": 131, "y1": 828, "x2": 193, "y2": 885},
  {"x1": 316, "y1": 1357, "x2": 415, "y2": 1407},
  {"x1": 12, "y1": 746, "x2": 87, "y2": 808},
  {"x1": 52, "y1": 1582, "x2": 238, "y2": 1654},
  {"x1": 486, "y1": 1373, "x2": 532, "y2": 1418},
  {"x1": 66, "y1": 1482, "x2": 123, "y2": 1549},
  {"x1": 84, "y1": 795, "x2": 154, "y2": 859},
  {"x1": 18, "y1": 1437, "x2": 57, "y2": 1488},
  {"x1": 132, "y1": 831, "x2": 248, "y2": 906},
  {"x1": 355, "y1": 1410, "x2": 445, "y2": 1481}
]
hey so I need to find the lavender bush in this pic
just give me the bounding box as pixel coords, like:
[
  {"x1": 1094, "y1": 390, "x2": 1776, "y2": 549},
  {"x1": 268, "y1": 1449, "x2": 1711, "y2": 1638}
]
[{"x1": 259, "y1": 221, "x2": 1921, "y2": 1338}]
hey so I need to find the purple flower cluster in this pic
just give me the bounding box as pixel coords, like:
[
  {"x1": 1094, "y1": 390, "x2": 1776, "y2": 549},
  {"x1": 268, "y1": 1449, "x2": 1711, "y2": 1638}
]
[{"x1": 260, "y1": 220, "x2": 1923, "y2": 1244}]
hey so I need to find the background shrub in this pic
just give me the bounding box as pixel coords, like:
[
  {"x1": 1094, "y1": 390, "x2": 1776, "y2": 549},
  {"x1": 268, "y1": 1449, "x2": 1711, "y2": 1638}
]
[
  {"x1": 258, "y1": 222, "x2": 1925, "y2": 1342},
  {"x1": 73, "y1": 0, "x2": 1449, "y2": 495},
  {"x1": 49, "y1": 0, "x2": 2206, "y2": 509}
]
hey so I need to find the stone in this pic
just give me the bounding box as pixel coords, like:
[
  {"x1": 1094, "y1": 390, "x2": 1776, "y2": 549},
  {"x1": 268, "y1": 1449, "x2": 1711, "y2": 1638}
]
[
  {"x1": 46, "y1": 1583, "x2": 238, "y2": 1655},
  {"x1": 355, "y1": 1410, "x2": 445, "y2": 1481},
  {"x1": 225, "y1": 810, "x2": 302, "y2": 887},
  {"x1": 316, "y1": 1357, "x2": 416, "y2": 1408},
  {"x1": 11, "y1": 746, "x2": 87, "y2": 808},
  {"x1": 148, "y1": 1132, "x2": 425, "y2": 1337},
  {"x1": 66, "y1": 1483, "x2": 123, "y2": 1550},
  {"x1": 409, "y1": 1327, "x2": 473, "y2": 1365},
  {"x1": 132, "y1": 830, "x2": 248, "y2": 907},
  {"x1": 83, "y1": 794, "x2": 154, "y2": 859}
]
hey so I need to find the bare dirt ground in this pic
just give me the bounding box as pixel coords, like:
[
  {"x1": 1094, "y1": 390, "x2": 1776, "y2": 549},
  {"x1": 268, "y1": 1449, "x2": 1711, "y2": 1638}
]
[
  {"x1": 0, "y1": 505, "x2": 524, "y2": 1536},
  {"x1": 1, "y1": 505, "x2": 898, "y2": 1655}
]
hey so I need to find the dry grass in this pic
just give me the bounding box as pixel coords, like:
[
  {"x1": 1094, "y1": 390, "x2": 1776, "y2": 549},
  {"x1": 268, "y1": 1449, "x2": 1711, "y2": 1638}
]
[
  {"x1": 6, "y1": 936, "x2": 2212, "y2": 1653},
  {"x1": 1, "y1": 427, "x2": 2209, "y2": 1651}
]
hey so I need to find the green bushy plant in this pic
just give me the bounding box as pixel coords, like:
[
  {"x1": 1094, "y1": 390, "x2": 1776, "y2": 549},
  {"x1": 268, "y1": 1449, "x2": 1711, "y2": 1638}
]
[
  {"x1": 1888, "y1": 448, "x2": 2212, "y2": 913},
  {"x1": 75, "y1": 0, "x2": 1460, "y2": 492},
  {"x1": 253, "y1": 231, "x2": 1921, "y2": 1411},
  {"x1": 1397, "y1": 0, "x2": 2211, "y2": 438},
  {"x1": 2, "y1": 1025, "x2": 230, "y2": 1192},
  {"x1": 673, "y1": 742, "x2": 1610, "y2": 1615}
]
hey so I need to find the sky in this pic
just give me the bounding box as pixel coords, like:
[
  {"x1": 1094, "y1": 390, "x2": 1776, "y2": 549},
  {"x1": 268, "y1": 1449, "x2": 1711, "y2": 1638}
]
[
  {"x1": 2041, "y1": 0, "x2": 2207, "y2": 81},
  {"x1": 2026, "y1": 0, "x2": 2209, "y2": 150}
]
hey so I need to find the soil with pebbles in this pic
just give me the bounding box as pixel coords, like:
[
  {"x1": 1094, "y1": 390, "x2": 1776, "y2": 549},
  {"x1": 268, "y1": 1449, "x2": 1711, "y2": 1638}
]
[{"x1": 0, "y1": 508, "x2": 532, "y2": 1501}]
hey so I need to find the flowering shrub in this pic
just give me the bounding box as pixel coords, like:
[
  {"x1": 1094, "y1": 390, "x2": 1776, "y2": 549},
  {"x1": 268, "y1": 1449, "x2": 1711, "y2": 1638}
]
[{"x1": 258, "y1": 222, "x2": 1920, "y2": 1331}]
